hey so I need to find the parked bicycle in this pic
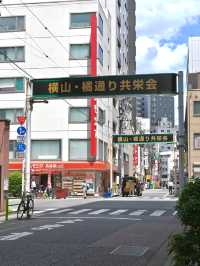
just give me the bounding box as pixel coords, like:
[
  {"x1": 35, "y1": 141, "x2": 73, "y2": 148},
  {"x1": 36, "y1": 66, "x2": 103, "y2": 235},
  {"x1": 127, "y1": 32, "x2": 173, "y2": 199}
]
[{"x1": 17, "y1": 192, "x2": 34, "y2": 220}]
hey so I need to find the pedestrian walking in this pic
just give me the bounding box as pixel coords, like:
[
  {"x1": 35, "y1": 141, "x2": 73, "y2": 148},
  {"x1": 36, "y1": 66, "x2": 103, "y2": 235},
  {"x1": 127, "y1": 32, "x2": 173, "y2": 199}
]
[
  {"x1": 82, "y1": 182, "x2": 87, "y2": 199},
  {"x1": 168, "y1": 180, "x2": 174, "y2": 195}
]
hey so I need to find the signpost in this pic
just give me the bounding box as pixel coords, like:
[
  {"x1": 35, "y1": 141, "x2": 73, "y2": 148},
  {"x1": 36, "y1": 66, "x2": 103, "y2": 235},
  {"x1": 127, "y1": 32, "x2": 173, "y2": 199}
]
[
  {"x1": 32, "y1": 73, "x2": 177, "y2": 99},
  {"x1": 113, "y1": 133, "x2": 174, "y2": 144},
  {"x1": 16, "y1": 116, "x2": 26, "y2": 160}
]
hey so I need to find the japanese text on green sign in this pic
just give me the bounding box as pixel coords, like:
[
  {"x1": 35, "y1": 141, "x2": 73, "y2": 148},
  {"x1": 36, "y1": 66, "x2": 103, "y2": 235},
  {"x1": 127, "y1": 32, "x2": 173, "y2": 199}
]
[
  {"x1": 32, "y1": 73, "x2": 177, "y2": 99},
  {"x1": 113, "y1": 134, "x2": 174, "y2": 144}
]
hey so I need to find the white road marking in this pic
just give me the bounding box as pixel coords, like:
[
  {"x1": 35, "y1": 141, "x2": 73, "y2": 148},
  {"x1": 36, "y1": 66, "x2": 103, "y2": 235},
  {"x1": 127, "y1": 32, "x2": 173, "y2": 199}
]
[
  {"x1": 88, "y1": 209, "x2": 110, "y2": 215},
  {"x1": 129, "y1": 210, "x2": 147, "y2": 216},
  {"x1": 32, "y1": 224, "x2": 64, "y2": 231},
  {"x1": 57, "y1": 220, "x2": 75, "y2": 224},
  {"x1": 0, "y1": 232, "x2": 33, "y2": 241},
  {"x1": 173, "y1": 211, "x2": 177, "y2": 216},
  {"x1": 150, "y1": 210, "x2": 166, "y2": 216},
  {"x1": 110, "y1": 245, "x2": 121, "y2": 254},
  {"x1": 68, "y1": 209, "x2": 92, "y2": 214},
  {"x1": 34, "y1": 210, "x2": 46, "y2": 214},
  {"x1": 109, "y1": 209, "x2": 128, "y2": 215},
  {"x1": 73, "y1": 219, "x2": 84, "y2": 222},
  {"x1": 50, "y1": 208, "x2": 73, "y2": 214},
  {"x1": 44, "y1": 208, "x2": 56, "y2": 211}
]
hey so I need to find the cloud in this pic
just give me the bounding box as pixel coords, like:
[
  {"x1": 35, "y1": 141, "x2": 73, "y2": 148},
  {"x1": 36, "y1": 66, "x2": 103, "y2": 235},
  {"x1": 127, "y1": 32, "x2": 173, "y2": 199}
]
[
  {"x1": 136, "y1": 0, "x2": 200, "y2": 41},
  {"x1": 136, "y1": 36, "x2": 187, "y2": 74},
  {"x1": 135, "y1": 0, "x2": 198, "y2": 74}
]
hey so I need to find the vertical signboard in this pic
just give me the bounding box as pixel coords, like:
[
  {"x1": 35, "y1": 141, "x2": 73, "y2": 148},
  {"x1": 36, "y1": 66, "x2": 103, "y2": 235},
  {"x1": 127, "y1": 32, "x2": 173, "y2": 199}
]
[{"x1": 133, "y1": 144, "x2": 138, "y2": 166}]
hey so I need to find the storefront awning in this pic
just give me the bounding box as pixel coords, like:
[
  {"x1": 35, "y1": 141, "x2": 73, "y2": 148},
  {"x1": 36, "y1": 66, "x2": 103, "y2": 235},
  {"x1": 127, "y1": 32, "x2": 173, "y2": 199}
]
[{"x1": 9, "y1": 161, "x2": 111, "y2": 172}]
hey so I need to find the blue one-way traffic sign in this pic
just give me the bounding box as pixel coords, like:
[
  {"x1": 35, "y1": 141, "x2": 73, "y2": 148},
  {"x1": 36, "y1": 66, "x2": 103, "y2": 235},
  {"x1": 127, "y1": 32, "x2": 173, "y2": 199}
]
[{"x1": 17, "y1": 126, "x2": 26, "y2": 136}]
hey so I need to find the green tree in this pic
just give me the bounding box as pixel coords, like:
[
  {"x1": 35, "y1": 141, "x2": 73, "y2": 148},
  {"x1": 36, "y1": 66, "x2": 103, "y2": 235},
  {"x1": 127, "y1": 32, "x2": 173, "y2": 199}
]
[
  {"x1": 169, "y1": 179, "x2": 200, "y2": 266},
  {"x1": 8, "y1": 171, "x2": 22, "y2": 197}
]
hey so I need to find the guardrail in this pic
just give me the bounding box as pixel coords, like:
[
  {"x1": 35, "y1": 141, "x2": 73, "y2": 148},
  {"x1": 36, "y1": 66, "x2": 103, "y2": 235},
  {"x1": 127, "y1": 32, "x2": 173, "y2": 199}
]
[{"x1": 5, "y1": 197, "x2": 20, "y2": 221}]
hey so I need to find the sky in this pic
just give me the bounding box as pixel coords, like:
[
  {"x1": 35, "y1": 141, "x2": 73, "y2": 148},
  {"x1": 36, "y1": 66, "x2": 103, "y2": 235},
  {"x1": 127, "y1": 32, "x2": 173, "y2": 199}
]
[{"x1": 136, "y1": 0, "x2": 200, "y2": 74}]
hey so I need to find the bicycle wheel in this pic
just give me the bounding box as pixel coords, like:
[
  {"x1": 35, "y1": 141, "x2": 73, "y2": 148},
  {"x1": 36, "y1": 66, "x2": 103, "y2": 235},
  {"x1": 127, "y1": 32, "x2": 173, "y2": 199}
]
[
  {"x1": 17, "y1": 201, "x2": 25, "y2": 220},
  {"x1": 27, "y1": 198, "x2": 34, "y2": 218}
]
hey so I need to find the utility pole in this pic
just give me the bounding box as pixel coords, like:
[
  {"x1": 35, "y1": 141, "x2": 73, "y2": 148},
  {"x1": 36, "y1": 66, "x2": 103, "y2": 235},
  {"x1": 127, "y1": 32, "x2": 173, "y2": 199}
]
[
  {"x1": 178, "y1": 71, "x2": 185, "y2": 192},
  {"x1": 24, "y1": 79, "x2": 32, "y2": 193}
]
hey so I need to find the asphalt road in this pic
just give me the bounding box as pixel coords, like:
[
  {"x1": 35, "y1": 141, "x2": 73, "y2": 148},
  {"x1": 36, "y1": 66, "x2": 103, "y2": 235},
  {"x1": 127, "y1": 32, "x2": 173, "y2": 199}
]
[{"x1": 0, "y1": 196, "x2": 180, "y2": 266}]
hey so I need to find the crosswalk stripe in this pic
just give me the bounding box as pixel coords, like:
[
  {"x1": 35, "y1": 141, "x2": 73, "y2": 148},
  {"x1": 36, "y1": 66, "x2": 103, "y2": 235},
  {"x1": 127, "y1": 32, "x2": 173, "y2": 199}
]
[
  {"x1": 129, "y1": 210, "x2": 147, "y2": 216},
  {"x1": 45, "y1": 208, "x2": 56, "y2": 211},
  {"x1": 109, "y1": 209, "x2": 128, "y2": 215},
  {"x1": 150, "y1": 210, "x2": 166, "y2": 216},
  {"x1": 34, "y1": 210, "x2": 46, "y2": 214},
  {"x1": 88, "y1": 209, "x2": 110, "y2": 215},
  {"x1": 68, "y1": 209, "x2": 92, "y2": 214},
  {"x1": 50, "y1": 208, "x2": 73, "y2": 214}
]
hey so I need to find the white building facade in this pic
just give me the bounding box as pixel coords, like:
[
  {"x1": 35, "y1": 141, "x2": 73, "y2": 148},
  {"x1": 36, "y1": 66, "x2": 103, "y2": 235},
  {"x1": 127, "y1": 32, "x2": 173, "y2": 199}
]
[{"x1": 0, "y1": 0, "x2": 135, "y2": 196}]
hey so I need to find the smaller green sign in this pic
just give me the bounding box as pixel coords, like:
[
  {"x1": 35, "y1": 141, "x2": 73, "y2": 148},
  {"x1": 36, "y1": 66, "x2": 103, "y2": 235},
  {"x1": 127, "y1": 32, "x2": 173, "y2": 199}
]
[{"x1": 113, "y1": 134, "x2": 174, "y2": 144}]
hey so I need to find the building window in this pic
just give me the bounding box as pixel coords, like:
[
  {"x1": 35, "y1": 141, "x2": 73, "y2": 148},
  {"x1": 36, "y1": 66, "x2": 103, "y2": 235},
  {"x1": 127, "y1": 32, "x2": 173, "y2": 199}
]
[
  {"x1": 193, "y1": 101, "x2": 200, "y2": 116},
  {"x1": 69, "y1": 139, "x2": 89, "y2": 160},
  {"x1": 0, "y1": 77, "x2": 24, "y2": 93},
  {"x1": 98, "y1": 139, "x2": 103, "y2": 161},
  {"x1": 99, "y1": 14, "x2": 103, "y2": 35},
  {"x1": 0, "y1": 109, "x2": 23, "y2": 124},
  {"x1": 69, "y1": 107, "x2": 90, "y2": 123},
  {"x1": 0, "y1": 47, "x2": 25, "y2": 62},
  {"x1": 194, "y1": 134, "x2": 200, "y2": 149},
  {"x1": 193, "y1": 164, "x2": 200, "y2": 177},
  {"x1": 98, "y1": 45, "x2": 103, "y2": 65},
  {"x1": 32, "y1": 140, "x2": 61, "y2": 160},
  {"x1": 70, "y1": 13, "x2": 92, "y2": 28},
  {"x1": 0, "y1": 16, "x2": 25, "y2": 32},
  {"x1": 104, "y1": 142, "x2": 108, "y2": 161},
  {"x1": 70, "y1": 44, "x2": 90, "y2": 60},
  {"x1": 9, "y1": 140, "x2": 17, "y2": 160},
  {"x1": 98, "y1": 107, "x2": 105, "y2": 125}
]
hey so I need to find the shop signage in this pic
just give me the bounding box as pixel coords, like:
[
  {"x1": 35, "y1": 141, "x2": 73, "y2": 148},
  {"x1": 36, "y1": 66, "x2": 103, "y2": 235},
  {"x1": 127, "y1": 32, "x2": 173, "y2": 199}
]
[
  {"x1": 133, "y1": 144, "x2": 138, "y2": 166},
  {"x1": 31, "y1": 162, "x2": 64, "y2": 171},
  {"x1": 32, "y1": 73, "x2": 177, "y2": 99},
  {"x1": 113, "y1": 133, "x2": 174, "y2": 144}
]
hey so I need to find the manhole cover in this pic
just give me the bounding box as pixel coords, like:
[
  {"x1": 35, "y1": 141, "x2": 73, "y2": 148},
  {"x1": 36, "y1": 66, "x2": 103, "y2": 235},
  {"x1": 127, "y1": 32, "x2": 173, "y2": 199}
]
[{"x1": 110, "y1": 245, "x2": 149, "y2": 257}]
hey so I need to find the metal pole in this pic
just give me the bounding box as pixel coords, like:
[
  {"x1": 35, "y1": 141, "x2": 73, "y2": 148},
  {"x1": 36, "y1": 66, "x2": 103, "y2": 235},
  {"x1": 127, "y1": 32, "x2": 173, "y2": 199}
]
[
  {"x1": 5, "y1": 196, "x2": 8, "y2": 221},
  {"x1": 24, "y1": 79, "x2": 32, "y2": 193},
  {"x1": 178, "y1": 71, "x2": 185, "y2": 192}
]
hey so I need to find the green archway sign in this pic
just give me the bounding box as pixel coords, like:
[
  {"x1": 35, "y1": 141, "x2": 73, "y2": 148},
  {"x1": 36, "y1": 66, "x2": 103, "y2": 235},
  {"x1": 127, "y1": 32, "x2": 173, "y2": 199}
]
[
  {"x1": 32, "y1": 73, "x2": 177, "y2": 98},
  {"x1": 113, "y1": 133, "x2": 174, "y2": 144}
]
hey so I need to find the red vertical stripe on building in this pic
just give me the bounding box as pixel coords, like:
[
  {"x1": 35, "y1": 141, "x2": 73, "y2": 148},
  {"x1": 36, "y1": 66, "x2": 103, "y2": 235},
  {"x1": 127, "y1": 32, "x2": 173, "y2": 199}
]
[
  {"x1": 90, "y1": 14, "x2": 97, "y2": 76},
  {"x1": 90, "y1": 14, "x2": 97, "y2": 158}
]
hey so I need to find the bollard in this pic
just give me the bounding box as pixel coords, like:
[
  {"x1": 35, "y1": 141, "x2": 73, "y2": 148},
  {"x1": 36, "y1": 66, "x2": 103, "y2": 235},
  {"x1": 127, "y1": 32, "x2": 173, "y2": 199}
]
[{"x1": 5, "y1": 197, "x2": 8, "y2": 221}]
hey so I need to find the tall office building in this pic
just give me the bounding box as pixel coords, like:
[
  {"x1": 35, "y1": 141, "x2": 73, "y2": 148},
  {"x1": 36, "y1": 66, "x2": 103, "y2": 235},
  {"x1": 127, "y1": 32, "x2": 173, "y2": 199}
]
[
  {"x1": 150, "y1": 95, "x2": 174, "y2": 129},
  {"x1": 0, "y1": 0, "x2": 136, "y2": 196}
]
